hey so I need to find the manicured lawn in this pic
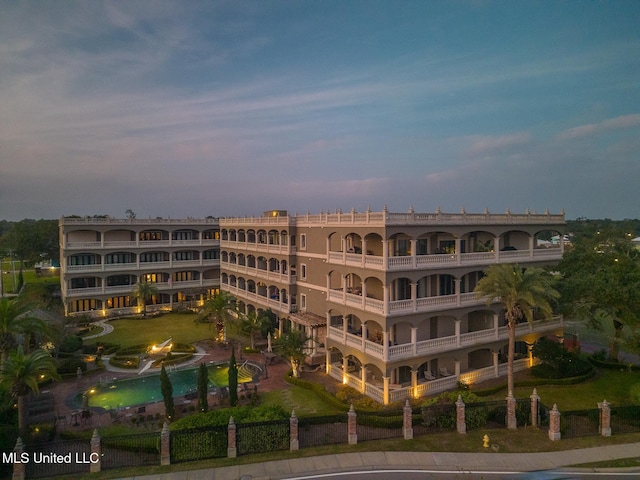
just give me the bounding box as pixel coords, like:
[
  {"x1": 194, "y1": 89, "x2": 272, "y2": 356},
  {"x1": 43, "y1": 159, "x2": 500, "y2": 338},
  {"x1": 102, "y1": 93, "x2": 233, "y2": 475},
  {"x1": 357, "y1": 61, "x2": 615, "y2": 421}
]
[
  {"x1": 260, "y1": 384, "x2": 341, "y2": 416},
  {"x1": 484, "y1": 369, "x2": 640, "y2": 410},
  {"x1": 95, "y1": 313, "x2": 215, "y2": 347}
]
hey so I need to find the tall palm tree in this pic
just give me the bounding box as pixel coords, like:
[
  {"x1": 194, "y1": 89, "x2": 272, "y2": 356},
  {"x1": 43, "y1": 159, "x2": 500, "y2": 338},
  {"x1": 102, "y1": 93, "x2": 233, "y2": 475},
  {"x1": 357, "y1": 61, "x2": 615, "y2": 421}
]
[
  {"x1": 474, "y1": 264, "x2": 559, "y2": 395},
  {"x1": 0, "y1": 298, "x2": 51, "y2": 366},
  {"x1": 131, "y1": 282, "x2": 159, "y2": 317},
  {"x1": 273, "y1": 329, "x2": 312, "y2": 378},
  {"x1": 230, "y1": 310, "x2": 270, "y2": 350},
  {"x1": 0, "y1": 346, "x2": 60, "y2": 432},
  {"x1": 200, "y1": 291, "x2": 234, "y2": 337}
]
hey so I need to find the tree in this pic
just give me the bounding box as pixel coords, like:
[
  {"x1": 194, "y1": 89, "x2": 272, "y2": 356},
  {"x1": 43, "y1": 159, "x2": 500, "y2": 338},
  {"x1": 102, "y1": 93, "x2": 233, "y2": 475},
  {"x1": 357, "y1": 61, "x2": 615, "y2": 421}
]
[
  {"x1": 200, "y1": 291, "x2": 234, "y2": 338},
  {"x1": 273, "y1": 329, "x2": 312, "y2": 378},
  {"x1": 0, "y1": 298, "x2": 52, "y2": 366},
  {"x1": 557, "y1": 228, "x2": 640, "y2": 361},
  {"x1": 229, "y1": 310, "x2": 270, "y2": 351},
  {"x1": 0, "y1": 346, "x2": 60, "y2": 432},
  {"x1": 197, "y1": 362, "x2": 209, "y2": 413},
  {"x1": 131, "y1": 282, "x2": 159, "y2": 317},
  {"x1": 228, "y1": 348, "x2": 238, "y2": 407},
  {"x1": 474, "y1": 264, "x2": 559, "y2": 396},
  {"x1": 160, "y1": 365, "x2": 175, "y2": 420}
]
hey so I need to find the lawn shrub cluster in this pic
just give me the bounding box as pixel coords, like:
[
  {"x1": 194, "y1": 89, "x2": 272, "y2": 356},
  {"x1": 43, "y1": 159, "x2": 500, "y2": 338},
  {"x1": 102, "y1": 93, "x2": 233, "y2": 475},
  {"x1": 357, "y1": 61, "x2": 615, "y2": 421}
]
[
  {"x1": 151, "y1": 352, "x2": 194, "y2": 367},
  {"x1": 420, "y1": 390, "x2": 487, "y2": 430},
  {"x1": 56, "y1": 357, "x2": 87, "y2": 375},
  {"x1": 170, "y1": 405, "x2": 288, "y2": 430},
  {"x1": 116, "y1": 344, "x2": 148, "y2": 356},
  {"x1": 530, "y1": 337, "x2": 593, "y2": 378},
  {"x1": 58, "y1": 335, "x2": 83, "y2": 353},
  {"x1": 588, "y1": 356, "x2": 640, "y2": 371},
  {"x1": 335, "y1": 385, "x2": 381, "y2": 411}
]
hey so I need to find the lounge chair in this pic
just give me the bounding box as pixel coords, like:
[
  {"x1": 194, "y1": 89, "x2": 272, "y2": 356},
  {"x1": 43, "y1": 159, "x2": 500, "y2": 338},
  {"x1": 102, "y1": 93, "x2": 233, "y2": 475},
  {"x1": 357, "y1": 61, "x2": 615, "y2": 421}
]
[
  {"x1": 424, "y1": 371, "x2": 436, "y2": 381},
  {"x1": 439, "y1": 367, "x2": 452, "y2": 377}
]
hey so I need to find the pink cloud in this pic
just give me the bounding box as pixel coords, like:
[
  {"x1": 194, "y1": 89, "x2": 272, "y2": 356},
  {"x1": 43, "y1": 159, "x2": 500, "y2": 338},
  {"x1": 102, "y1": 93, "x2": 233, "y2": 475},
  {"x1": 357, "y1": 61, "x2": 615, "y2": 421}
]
[
  {"x1": 465, "y1": 132, "x2": 532, "y2": 156},
  {"x1": 557, "y1": 114, "x2": 640, "y2": 140}
]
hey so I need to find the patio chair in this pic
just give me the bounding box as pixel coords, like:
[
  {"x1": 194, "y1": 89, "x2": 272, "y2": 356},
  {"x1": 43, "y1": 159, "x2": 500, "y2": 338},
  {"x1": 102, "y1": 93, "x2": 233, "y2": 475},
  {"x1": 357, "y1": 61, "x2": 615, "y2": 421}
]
[
  {"x1": 136, "y1": 406, "x2": 146, "y2": 415},
  {"x1": 439, "y1": 367, "x2": 452, "y2": 377},
  {"x1": 424, "y1": 371, "x2": 436, "y2": 381}
]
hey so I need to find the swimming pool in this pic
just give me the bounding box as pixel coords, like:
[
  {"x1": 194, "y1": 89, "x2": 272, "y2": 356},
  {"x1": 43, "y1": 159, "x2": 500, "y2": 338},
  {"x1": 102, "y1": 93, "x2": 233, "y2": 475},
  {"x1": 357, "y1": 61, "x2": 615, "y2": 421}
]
[{"x1": 79, "y1": 362, "x2": 259, "y2": 410}]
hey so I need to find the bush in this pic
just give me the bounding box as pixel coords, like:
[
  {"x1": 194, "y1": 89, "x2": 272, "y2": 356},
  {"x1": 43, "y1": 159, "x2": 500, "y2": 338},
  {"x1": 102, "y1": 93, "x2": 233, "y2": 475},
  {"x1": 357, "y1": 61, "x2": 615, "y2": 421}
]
[
  {"x1": 284, "y1": 373, "x2": 349, "y2": 411},
  {"x1": 531, "y1": 337, "x2": 593, "y2": 378},
  {"x1": 630, "y1": 383, "x2": 640, "y2": 405},
  {"x1": 57, "y1": 357, "x2": 87, "y2": 375},
  {"x1": 58, "y1": 335, "x2": 83, "y2": 353},
  {"x1": 109, "y1": 356, "x2": 140, "y2": 369},
  {"x1": 83, "y1": 342, "x2": 119, "y2": 355},
  {"x1": 335, "y1": 385, "x2": 380, "y2": 411},
  {"x1": 170, "y1": 405, "x2": 288, "y2": 430}
]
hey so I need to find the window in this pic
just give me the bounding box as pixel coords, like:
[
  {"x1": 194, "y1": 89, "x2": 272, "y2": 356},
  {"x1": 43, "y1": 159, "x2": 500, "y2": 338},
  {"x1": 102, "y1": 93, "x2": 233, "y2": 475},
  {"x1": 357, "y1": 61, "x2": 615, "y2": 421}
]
[
  {"x1": 300, "y1": 234, "x2": 306, "y2": 250},
  {"x1": 300, "y1": 294, "x2": 306, "y2": 312},
  {"x1": 300, "y1": 264, "x2": 307, "y2": 280}
]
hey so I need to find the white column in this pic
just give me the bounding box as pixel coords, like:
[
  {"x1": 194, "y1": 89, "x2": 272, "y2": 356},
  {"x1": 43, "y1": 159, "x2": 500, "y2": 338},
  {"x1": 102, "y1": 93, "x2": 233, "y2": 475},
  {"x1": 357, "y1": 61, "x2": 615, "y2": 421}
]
[
  {"x1": 410, "y1": 239, "x2": 417, "y2": 268},
  {"x1": 493, "y1": 351, "x2": 499, "y2": 377},
  {"x1": 411, "y1": 282, "x2": 417, "y2": 312},
  {"x1": 361, "y1": 323, "x2": 367, "y2": 350},
  {"x1": 382, "y1": 239, "x2": 389, "y2": 268},
  {"x1": 383, "y1": 376, "x2": 390, "y2": 405},
  {"x1": 383, "y1": 331, "x2": 389, "y2": 361},
  {"x1": 361, "y1": 366, "x2": 367, "y2": 394},
  {"x1": 455, "y1": 319, "x2": 461, "y2": 347},
  {"x1": 411, "y1": 327, "x2": 418, "y2": 355},
  {"x1": 529, "y1": 236, "x2": 535, "y2": 259}
]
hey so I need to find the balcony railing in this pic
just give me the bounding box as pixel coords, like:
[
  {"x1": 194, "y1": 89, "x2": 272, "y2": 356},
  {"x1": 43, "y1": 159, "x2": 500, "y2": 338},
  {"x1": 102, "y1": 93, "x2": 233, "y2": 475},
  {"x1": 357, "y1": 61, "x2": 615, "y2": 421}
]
[
  {"x1": 327, "y1": 248, "x2": 563, "y2": 271},
  {"x1": 220, "y1": 240, "x2": 295, "y2": 255},
  {"x1": 64, "y1": 259, "x2": 220, "y2": 274},
  {"x1": 221, "y1": 262, "x2": 293, "y2": 284},
  {"x1": 64, "y1": 239, "x2": 219, "y2": 250},
  {"x1": 327, "y1": 316, "x2": 563, "y2": 362},
  {"x1": 222, "y1": 284, "x2": 294, "y2": 314},
  {"x1": 65, "y1": 278, "x2": 220, "y2": 297}
]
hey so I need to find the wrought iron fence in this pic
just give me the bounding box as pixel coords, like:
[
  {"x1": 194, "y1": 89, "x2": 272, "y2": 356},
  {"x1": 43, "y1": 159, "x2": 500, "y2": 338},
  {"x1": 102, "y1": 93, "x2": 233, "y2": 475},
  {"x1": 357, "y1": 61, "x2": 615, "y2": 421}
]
[
  {"x1": 298, "y1": 414, "x2": 348, "y2": 448},
  {"x1": 237, "y1": 419, "x2": 289, "y2": 455},
  {"x1": 101, "y1": 432, "x2": 161, "y2": 470},
  {"x1": 356, "y1": 410, "x2": 404, "y2": 442},
  {"x1": 610, "y1": 405, "x2": 640, "y2": 434},
  {"x1": 560, "y1": 408, "x2": 600, "y2": 438},
  {"x1": 170, "y1": 425, "x2": 227, "y2": 463},
  {"x1": 24, "y1": 439, "x2": 91, "y2": 479}
]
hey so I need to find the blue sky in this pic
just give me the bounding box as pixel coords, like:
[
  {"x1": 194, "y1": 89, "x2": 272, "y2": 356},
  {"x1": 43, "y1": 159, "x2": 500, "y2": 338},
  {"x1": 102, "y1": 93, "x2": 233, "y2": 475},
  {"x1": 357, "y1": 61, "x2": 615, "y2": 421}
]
[{"x1": 1, "y1": 0, "x2": 638, "y2": 221}]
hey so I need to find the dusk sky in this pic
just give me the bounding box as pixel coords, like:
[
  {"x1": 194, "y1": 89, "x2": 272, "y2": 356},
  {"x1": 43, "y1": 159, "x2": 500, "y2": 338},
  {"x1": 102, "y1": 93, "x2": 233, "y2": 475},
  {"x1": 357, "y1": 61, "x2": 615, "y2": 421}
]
[{"x1": 1, "y1": 1, "x2": 639, "y2": 221}]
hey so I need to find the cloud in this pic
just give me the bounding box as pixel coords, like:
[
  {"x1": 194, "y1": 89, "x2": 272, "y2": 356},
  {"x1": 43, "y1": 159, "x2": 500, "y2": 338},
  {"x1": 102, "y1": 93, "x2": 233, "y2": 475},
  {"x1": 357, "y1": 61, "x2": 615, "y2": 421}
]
[
  {"x1": 557, "y1": 114, "x2": 640, "y2": 140},
  {"x1": 465, "y1": 132, "x2": 532, "y2": 156}
]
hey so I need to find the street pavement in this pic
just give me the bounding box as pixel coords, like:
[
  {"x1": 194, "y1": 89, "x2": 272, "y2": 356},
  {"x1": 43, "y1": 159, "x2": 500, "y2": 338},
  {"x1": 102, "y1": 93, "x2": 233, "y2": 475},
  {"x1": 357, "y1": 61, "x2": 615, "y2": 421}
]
[{"x1": 115, "y1": 442, "x2": 640, "y2": 480}]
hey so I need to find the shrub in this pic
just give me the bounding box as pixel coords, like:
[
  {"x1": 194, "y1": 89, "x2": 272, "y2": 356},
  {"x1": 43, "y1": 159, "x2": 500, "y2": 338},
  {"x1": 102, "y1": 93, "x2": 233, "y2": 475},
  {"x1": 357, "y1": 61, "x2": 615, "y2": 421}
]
[
  {"x1": 109, "y1": 356, "x2": 140, "y2": 369},
  {"x1": 531, "y1": 337, "x2": 593, "y2": 378},
  {"x1": 57, "y1": 357, "x2": 87, "y2": 375},
  {"x1": 58, "y1": 335, "x2": 83, "y2": 353},
  {"x1": 630, "y1": 383, "x2": 640, "y2": 405},
  {"x1": 170, "y1": 405, "x2": 288, "y2": 430},
  {"x1": 335, "y1": 385, "x2": 380, "y2": 411}
]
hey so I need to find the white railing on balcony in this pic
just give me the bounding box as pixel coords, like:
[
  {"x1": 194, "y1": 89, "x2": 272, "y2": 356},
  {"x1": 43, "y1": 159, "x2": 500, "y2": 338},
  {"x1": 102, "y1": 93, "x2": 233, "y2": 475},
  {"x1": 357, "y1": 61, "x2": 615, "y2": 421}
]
[
  {"x1": 222, "y1": 284, "x2": 293, "y2": 313},
  {"x1": 65, "y1": 259, "x2": 219, "y2": 274},
  {"x1": 221, "y1": 262, "x2": 292, "y2": 284},
  {"x1": 220, "y1": 240, "x2": 295, "y2": 255},
  {"x1": 66, "y1": 238, "x2": 219, "y2": 250},
  {"x1": 327, "y1": 316, "x2": 563, "y2": 362},
  {"x1": 61, "y1": 216, "x2": 219, "y2": 225},
  {"x1": 327, "y1": 248, "x2": 563, "y2": 271}
]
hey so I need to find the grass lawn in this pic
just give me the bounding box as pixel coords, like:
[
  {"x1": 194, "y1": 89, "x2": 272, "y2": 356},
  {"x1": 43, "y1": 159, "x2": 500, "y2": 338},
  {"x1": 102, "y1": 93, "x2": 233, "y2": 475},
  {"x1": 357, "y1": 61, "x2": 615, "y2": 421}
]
[
  {"x1": 483, "y1": 368, "x2": 640, "y2": 410},
  {"x1": 260, "y1": 384, "x2": 341, "y2": 416},
  {"x1": 94, "y1": 313, "x2": 215, "y2": 347}
]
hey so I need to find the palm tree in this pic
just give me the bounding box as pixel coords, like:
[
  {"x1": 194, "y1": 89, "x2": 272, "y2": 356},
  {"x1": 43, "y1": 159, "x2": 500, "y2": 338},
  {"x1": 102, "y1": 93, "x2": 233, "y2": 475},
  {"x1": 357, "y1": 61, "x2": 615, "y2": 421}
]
[
  {"x1": 273, "y1": 329, "x2": 312, "y2": 378},
  {"x1": 230, "y1": 310, "x2": 270, "y2": 350},
  {"x1": 474, "y1": 264, "x2": 559, "y2": 396},
  {"x1": 131, "y1": 282, "x2": 159, "y2": 317},
  {"x1": 0, "y1": 346, "x2": 60, "y2": 432},
  {"x1": 200, "y1": 291, "x2": 234, "y2": 337},
  {"x1": 0, "y1": 298, "x2": 51, "y2": 366}
]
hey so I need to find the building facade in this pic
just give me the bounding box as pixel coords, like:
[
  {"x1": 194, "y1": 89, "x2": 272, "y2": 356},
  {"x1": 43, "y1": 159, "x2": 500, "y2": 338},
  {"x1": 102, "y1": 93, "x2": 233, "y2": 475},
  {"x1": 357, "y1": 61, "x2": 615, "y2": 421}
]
[
  {"x1": 220, "y1": 207, "x2": 566, "y2": 404},
  {"x1": 59, "y1": 216, "x2": 220, "y2": 318}
]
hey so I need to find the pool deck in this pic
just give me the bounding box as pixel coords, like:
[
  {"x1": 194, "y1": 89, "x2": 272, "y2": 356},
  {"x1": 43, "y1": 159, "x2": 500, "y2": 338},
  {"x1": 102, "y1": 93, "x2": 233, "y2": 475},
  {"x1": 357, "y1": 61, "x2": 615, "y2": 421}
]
[{"x1": 45, "y1": 340, "x2": 291, "y2": 432}]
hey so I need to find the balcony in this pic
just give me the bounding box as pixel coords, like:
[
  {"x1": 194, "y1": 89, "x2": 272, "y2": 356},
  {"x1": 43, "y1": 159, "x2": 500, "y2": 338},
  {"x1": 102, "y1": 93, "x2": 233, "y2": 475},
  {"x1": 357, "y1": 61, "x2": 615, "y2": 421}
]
[
  {"x1": 222, "y1": 284, "x2": 294, "y2": 314},
  {"x1": 64, "y1": 259, "x2": 220, "y2": 274},
  {"x1": 64, "y1": 238, "x2": 219, "y2": 250},
  {"x1": 326, "y1": 316, "x2": 563, "y2": 362},
  {"x1": 220, "y1": 239, "x2": 295, "y2": 255},
  {"x1": 327, "y1": 248, "x2": 563, "y2": 271},
  {"x1": 327, "y1": 290, "x2": 485, "y2": 317},
  {"x1": 221, "y1": 262, "x2": 293, "y2": 284},
  {"x1": 65, "y1": 278, "x2": 219, "y2": 297}
]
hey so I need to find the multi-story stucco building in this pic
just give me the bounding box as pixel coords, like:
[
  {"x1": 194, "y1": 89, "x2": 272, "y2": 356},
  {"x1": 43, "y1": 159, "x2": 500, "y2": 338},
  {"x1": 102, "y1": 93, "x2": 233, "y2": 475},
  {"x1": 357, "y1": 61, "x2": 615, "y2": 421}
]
[
  {"x1": 220, "y1": 207, "x2": 566, "y2": 404},
  {"x1": 59, "y1": 216, "x2": 220, "y2": 318}
]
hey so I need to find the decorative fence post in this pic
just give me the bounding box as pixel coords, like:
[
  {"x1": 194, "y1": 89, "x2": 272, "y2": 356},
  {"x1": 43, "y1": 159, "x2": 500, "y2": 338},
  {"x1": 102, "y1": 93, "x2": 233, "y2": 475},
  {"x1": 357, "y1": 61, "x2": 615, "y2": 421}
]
[
  {"x1": 506, "y1": 391, "x2": 517, "y2": 430},
  {"x1": 290, "y1": 410, "x2": 299, "y2": 451},
  {"x1": 456, "y1": 395, "x2": 466, "y2": 434},
  {"x1": 90, "y1": 429, "x2": 101, "y2": 473},
  {"x1": 548, "y1": 404, "x2": 561, "y2": 441},
  {"x1": 227, "y1": 416, "x2": 237, "y2": 458},
  {"x1": 348, "y1": 404, "x2": 357, "y2": 445},
  {"x1": 530, "y1": 388, "x2": 540, "y2": 427},
  {"x1": 403, "y1": 399, "x2": 413, "y2": 440},
  {"x1": 598, "y1": 400, "x2": 611, "y2": 437},
  {"x1": 12, "y1": 437, "x2": 25, "y2": 480},
  {"x1": 160, "y1": 421, "x2": 171, "y2": 466}
]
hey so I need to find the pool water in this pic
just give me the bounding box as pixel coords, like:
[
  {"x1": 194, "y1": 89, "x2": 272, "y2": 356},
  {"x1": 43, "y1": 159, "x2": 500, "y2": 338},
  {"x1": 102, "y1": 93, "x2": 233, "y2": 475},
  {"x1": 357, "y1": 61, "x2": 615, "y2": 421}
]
[{"x1": 80, "y1": 362, "x2": 257, "y2": 410}]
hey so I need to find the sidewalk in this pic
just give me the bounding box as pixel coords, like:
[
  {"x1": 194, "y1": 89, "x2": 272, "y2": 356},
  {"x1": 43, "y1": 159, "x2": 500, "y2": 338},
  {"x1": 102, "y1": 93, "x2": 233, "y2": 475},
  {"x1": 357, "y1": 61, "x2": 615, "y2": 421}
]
[{"x1": 116, "y1": 442, "x2": 640, "y2": 479}]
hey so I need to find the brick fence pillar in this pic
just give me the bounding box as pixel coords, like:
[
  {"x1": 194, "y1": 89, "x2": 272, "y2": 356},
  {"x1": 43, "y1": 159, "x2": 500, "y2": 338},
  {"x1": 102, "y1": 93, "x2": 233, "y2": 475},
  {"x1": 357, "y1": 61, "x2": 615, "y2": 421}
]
[
  {"x1": 456, "y1": 395, "x2": 466, "y2": 434},
  {"x1": 12, "y1": 437, "x2": 25, "y2": 480},
  {"x1": 506, "y1": 391, "x2": 517, "y2": 430},
  {"x1": 348, "y1": 404, "x2": 357, "y2": 445},
  {"x1": 290, "y1": 410, "x2": 299, "y2": 451},
  {"x1": 548, "y1": 403, "x2": 561, "y2": 441},
  {"x1": 403, "y1": 399, "x2": 413, "y2": 440},
  {"x1": 160, "y1": 421, "x2": 170, "y2": 466},
  {"x1": 530, "y1": 388, "x2": 540, "y2": 427},
  {"x1": 598, "y1": 400, "x2": 611, "y2": 437},
  {"x1": 90, "y1": 429, "x2": 101, "y2": 473},
  {"x1": 227, "y1": 416, "x2": 237, "y2": 458}
]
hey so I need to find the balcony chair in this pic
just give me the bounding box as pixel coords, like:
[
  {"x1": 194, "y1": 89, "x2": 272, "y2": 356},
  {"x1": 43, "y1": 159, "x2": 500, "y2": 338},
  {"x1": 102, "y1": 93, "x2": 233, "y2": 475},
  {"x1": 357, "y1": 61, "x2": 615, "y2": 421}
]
[
  {"x1": 439, "y1": 367, "x2": 453, "y2": 377},
  {"x1": 424, "y1": 371, "x2": 436, "y2": 381}
]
